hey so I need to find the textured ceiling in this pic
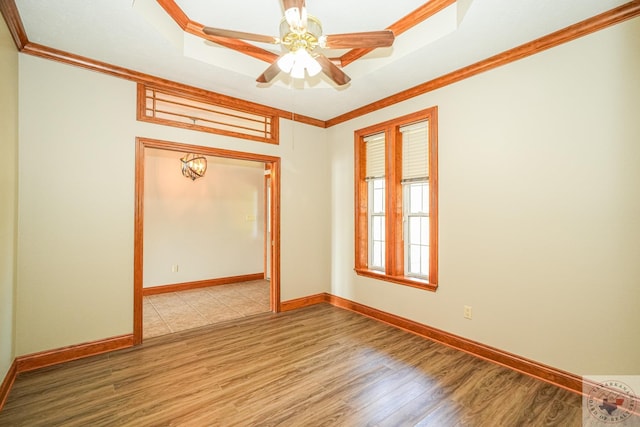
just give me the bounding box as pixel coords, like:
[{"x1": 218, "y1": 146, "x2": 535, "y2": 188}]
[{"x1": 14, "y1": 0, "x2": 630, "y2": 120}]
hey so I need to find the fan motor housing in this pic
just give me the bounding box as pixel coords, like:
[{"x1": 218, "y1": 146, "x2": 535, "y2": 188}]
[{"x1": 279, "y1": 15, "x2": 322, "y2": 51}]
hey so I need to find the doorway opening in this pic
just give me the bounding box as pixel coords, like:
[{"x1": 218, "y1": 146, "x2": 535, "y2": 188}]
[{"x1": 133, "y1": 137, "x2": 281, "y2": 345}]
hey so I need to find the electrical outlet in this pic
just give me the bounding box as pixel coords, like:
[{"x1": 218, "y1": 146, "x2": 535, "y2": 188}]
[
  {"x1": 464, "y1": 305, "x2": 472, "y2": 320},
  {"x1": 172, "y1": 264, "x2": 179, "y2": 273}
]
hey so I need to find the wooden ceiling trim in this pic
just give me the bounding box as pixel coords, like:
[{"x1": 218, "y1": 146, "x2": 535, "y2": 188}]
[
  {"x1": 339, "y1": 0, "x2": 456, "y2": 67},
  {"x1": 276, "y1": 111, "x2": 327, "y2": 128},
  {"x1": 2, "y1": 0, "x2": 316, "y2": 126},
  {"x1": 158, "y1": 0, "x2": 278, "y2": 64},
  {"x1": 327, "y1": 0, "x2": 640, "y2": 127},
  {"x1": 155, "y1": 0, "x2": 190, "y2": 29},
  {"x1": 20, "y1": 42, "x2": 324, "y2": 128},
  {"x1": 388, "y1": 0, "x2": 458, "y2": 36},
  {"x1": 22, "y1": 42, "x2": 150, "y2": 83},
  {"x1": 0, "y1": 0, "x2": 28, "y2": 50},
  {"x1": 6, "y1": 0, "x2": 638, "y2": 131}
]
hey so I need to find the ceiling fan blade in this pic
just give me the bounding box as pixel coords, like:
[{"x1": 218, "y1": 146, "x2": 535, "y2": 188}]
[
  {"x1": 314, "y1": 54, "x2": 351, "y2": 86},
  {"x1": 283, "y1": 0, "x2": 305, "y2": 9},
  {"x1": 203, "y1": 27, "x2": 278, "y2": 44},
  {"x1": 322, "y1": 30, "x2": 395, "y2": 49},
  {"x1": 256, "y1": 60, "x2": 282, "y2": 84},
  {"x1": 282, "y1": 0, "x2": 307, "y2": 30}
]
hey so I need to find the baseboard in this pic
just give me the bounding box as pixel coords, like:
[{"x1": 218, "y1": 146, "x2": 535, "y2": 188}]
[
  {"x1": 281, "y1": 292, "x2": 583, "y2": 395},
  {"x1": 0, "y1": 359, "x2": 17, "y2": 411},
  {"x1": 280, "y1": 293, "x2": 330, "y2": 312},
  {"x1": 143, "y1": 273, "x2": 265, "y2": 296},
  {"x1": 15, "y1": 334, "x2": 134, "y2": 373}
]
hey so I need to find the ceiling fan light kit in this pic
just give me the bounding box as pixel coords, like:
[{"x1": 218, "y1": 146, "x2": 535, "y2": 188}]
[
  {"x1": 277, "y1": 49, "x2": 322, "y2": 78},
  {"x1": 202, "y1": 0, "x2": 395, "y2": 87},
  {"x1": 277, "y1": 14, "x2": 323, "y2": 78}
]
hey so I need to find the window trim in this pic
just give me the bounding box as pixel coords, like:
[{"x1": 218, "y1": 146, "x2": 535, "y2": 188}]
[{"x1": 354, "y1": 107, "x2": 438, "y2": 291}]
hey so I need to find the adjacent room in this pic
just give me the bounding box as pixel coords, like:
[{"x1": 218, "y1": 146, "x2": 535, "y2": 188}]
[
  {"x1": 142, "y1": 148, "x2": 270, "y2": 338},
  {"x1": 1, "y1": 0, "x2": 638, "y2": 425}
]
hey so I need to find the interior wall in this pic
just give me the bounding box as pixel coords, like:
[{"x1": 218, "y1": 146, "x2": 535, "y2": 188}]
[
  {"x1": 327, "y1": 17, "x2": 640, "y2": 376},
  {"x1": 17, "y1": 11, "x2": 637, "y2": 380},
  {"x1": 278, "y1": 119, "x2": 332, "y2": 301},
  {"x1": 143, "y1": 150, "x2": 265, "y2": 287},
  {"x1": 17, "y1": 54, "x2": 330, "y2": 356},
  {"x1": 0, "y1": 16, "x2": 19, "y2": 381}
]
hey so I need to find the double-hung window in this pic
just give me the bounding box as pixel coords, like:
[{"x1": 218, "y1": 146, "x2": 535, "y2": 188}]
[
  {"x1": 366, "y1": 133, "x2": 386, "y2": 271},
  {"x1": 354, "y1": 107, "x2": 438, "y2": 291},
  {"x1": 402, "y1": 122, "x2": 431, "y2": 280}
]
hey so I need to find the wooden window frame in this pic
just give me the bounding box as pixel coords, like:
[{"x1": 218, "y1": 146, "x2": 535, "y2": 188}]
[{"x1": 354, "y1": 107, "x2": 438, "y2": 291}]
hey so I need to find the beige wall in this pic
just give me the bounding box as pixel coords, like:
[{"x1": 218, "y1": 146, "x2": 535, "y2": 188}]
[
  {"x1": 144, "y1": 150, "x2": 265, "y2": 287},
  {"x1": 17, "y1": 57, "x2": 137, "y2": 354},
  {"x1": 327, "y1": 17, "x2": 640, "y2": 375},
  {"x1": 16, "y1": 54, "x2": 330, "y2": 355},
  {"x1": 0, "y1": 18, "x2": 19, "y2": 381}
]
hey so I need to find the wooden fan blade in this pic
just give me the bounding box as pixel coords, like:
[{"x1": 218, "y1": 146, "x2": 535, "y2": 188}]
[
  {"x1": 256, "y1": 60, "x2": 282, "y2": 84},
  {"x1": 203, "y1": 27, "x2": 278, "y2": 44},
  {"x1": 314, "y1": 54, "x2": 351, "y2": 86},
  {"x1": 282, "y1": 0, "x2": 307, "y2": 30},
  {"x1": 322, "y1": 30, "x2": 395, "y2": 49},
  {"x1": 283, "y1": 0, "x2": 305, "y2": 12}
]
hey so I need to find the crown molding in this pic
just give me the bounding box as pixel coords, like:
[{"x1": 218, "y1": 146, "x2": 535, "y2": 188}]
[
  {"x1": 2, "y1": 1, "x2": 639, "y2": 129},
  {"x1": 0, "y1": 0, "x2": 27, "y2": 49},
  {"x1": 19, "y1": 42, "x2": 324, "y2": 128},
  {"x1": 326, "y1": 1, "x2": 640, "y2": 127},
  {"x1": 339, "y1": 0, "x2": 456, "y2": 67}
]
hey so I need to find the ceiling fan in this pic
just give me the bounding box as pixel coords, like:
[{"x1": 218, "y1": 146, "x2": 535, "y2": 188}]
[{"x1": 203, "y1": 0, "x2": 395, "y2": 86}]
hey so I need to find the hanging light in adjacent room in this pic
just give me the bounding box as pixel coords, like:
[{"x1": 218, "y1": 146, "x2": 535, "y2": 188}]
[{"x1": 180, "y1": 153, "x2": 207, "y2": 181}]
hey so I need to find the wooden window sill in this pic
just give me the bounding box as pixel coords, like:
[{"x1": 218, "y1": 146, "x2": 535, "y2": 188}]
[{"x1": 355, "y1": 268, "x2": 438, "y2": 292}]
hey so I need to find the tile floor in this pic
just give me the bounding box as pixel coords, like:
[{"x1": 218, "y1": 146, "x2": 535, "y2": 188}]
[{"x1": 143, "y1": 280, "x2": 271, "y2": 339}]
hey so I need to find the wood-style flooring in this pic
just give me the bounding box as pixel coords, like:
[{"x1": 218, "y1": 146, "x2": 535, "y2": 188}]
[{"x1": 0, "y1": 304, "x2": 592, "y2": 426}]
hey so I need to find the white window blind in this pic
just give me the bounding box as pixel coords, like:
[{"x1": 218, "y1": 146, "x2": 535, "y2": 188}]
[
  {"x1": 365, "y1": 133, "x2": 385, "y2": 180},
  {"x1": 401, "y1": 121, "x2": 429, "y2": 182}
]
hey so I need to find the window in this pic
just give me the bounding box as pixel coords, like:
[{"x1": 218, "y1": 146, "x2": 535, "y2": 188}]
[
  {"x1": 354, "y1": 107, "x2": 438, "y2": 291},
  {"x1": 405, "y1": 181, "x2": 430, "y2": 278},
  {"x1": 369, "y1": 177, "x2": 385, "y2": 271},
  {"x1": 365, "y1": 132, "x2": 386, "y2": 271}
]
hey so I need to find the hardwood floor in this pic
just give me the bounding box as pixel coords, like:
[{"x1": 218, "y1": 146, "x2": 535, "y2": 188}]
[{"x1": 0, "y1": 304, "x2": 590, "y2": 426}]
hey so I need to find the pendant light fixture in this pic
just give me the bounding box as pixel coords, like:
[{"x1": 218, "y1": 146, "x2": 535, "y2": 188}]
[{"x1": 180, "y1": 153, "x2": 207, "y2": 181}]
